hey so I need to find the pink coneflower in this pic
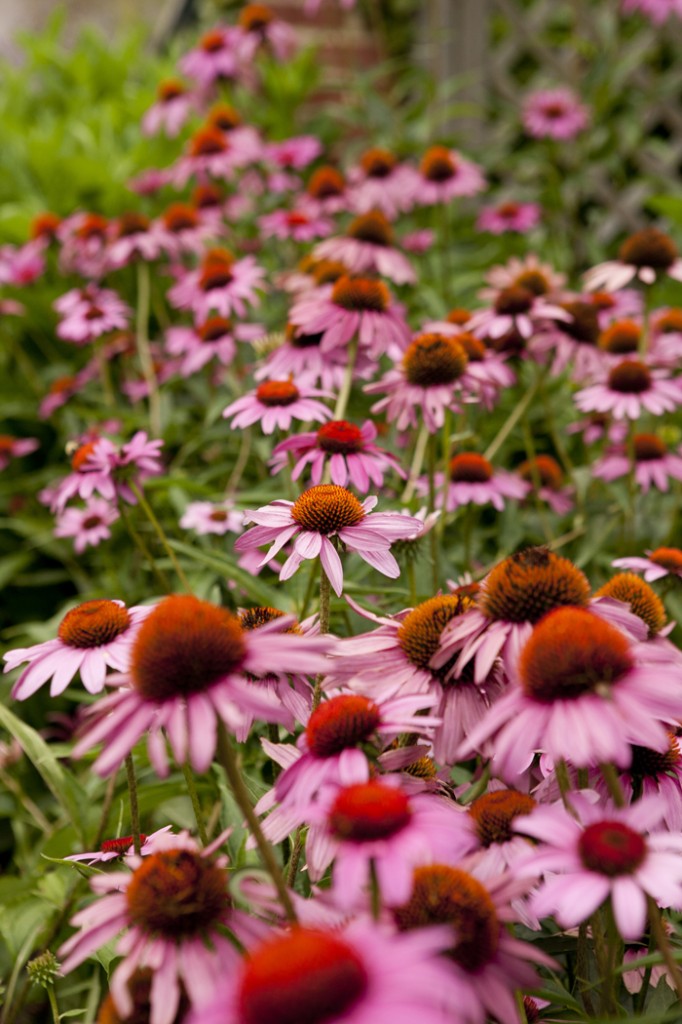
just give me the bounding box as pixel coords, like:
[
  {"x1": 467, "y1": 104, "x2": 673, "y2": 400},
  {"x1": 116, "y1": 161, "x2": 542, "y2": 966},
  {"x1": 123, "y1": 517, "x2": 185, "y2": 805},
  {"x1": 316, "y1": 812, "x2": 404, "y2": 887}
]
[
  {"x1": 270, "y1": 419, "x2": 404, "y2": 492},
  {"x1": 236, "y1": 4, "x2": 297, "y2": 62},
  {"x1": 584, "y1": 227, "x2": 682, "y2": 291},
  {"x1": 622, "y1": 0, "x2": 682, "y2": 25},
  {"x1": 154, "y1": 203, "x2": 221, "y2": 258},
  {"x1": 4, "y1": 599, "x2": 151, "y2": 699},
  {"x1": 366, "y1": 332, "x2": 473, "y2": 432},
  {"x1": 313, "y1": 210, "x2": 416, "y2": 285},
  {"x1": 485, "y1": 254, "x2": 566, "y2": 298},
  {"x1": 267, "y1": 134, "x2": 323, "y2": 171},
  {"x1": 0, "y1": 435, "x2": 39, "y2": 470},
  {"x1": 417, "y1": 325, "x2": 516, "y2": 409},
  {"x1": 222, "y1": 380, "x2": 332, "y2": 434},
  {"x1": 304, "y1": 164, "x2": 349, "y2": 215},
  {"x1": 422, "y1": 453, "x2": 529, "y2": 513},
  {"x1": 65, "y1": 825, "x2": 173, "y2": 865},
  {"x1": 258, "y1": 207, "x2": 332, "y2": 242},
  {"x1": 55, "y1": 286, "x2": 131, "y2": 345},
  {"x1": 142, "y1": 78, "x2": 196, "y2": 137},
  {"x1": 0, "y1": 240, "x2": 45, "y2": 285},
  {"x1": 258, "y1": 690, "x2": 440, "y2": 814},
  {"x1": 49, "y1": 431, "x2": 163, "y2": 512},
  {"x1": 254, "y1": 322, "x2": 351, "y2": 392},
  {"x1": 327, "y1": 592, "x2": 501, "y2": 764},
  {"x1": 574, "y1": 358, "x2": 682, "y2": 419},
  {"x1": 171, "y1": 125, "x2": 262, "y2": 188},
  {"x1": 188, "y1": 919, "x2": 466, "y2": 1024},
  {"x1": 180, "y1": 500, "x2": 243, "y2": 536},
  {"x1": 72, "y1": 594, "x2": 332, "y2": 777},
  {"x1": 477, "y1": 201, "x2": 541, "y2": 235},
  {"x1": 460, "y1": 606, "x2": 682, "y2": 777},
  {"x1": 514, "y1": 792, "x2": 682, "y2": 940},
  {"x1": 529, "y1": 301, "x2": 606, "y2": 380},
  {"x1": 179, "y1": 26, "x2": 243, "y2": 87},
  {"x1": 347, "y1": 147, "x2": 418, "y2": 217},
  {"x1": 411, "y1": 146, "x2": 486, "y2": 206},
  {"x1": 522, "y1": 87, "x2": 589, "y2": 140},
  {"x1": 467, "y1": 287, "x2": 570, "y2": 341},
  {"x1": 235, "y1": 486, "x2": 422, "y2": 596},
  {"x1": 105, "y1": 212, "x2": 164, "y2": 269},
  {"x1": 465, "y1": 789, "x2": 538, "y2": 874},
  {"x1": 289, "y1": 275, "x2": 411, "y2": 360},
  {"x1": 615, "y1": 736, "x2": 682, "y2": 831},
  {"x1": 432, "y1": 548, "x2": 593, "y2": 685},
  {"x1": 165, "y1": 316, "x2": 262, "y2": 377},
  {"x1": 613, "y1": 546, "x2": 682, "y2": 581},
  {"x1": 38, "y1": 369, "x2": 95, "y2": 420},
  {"x1": 54, "y1": 497, "x2": 119, "y2": 553},
  {"x1": 566, "y1": 412, "x2": 628, "y2": 446},
  {"x1": 392, "y1": 863, "x2": 552, "y2": 1024},
  {"x1": 57, "y1": 212, "x2": 109, "y2": 278},
  {"x1": 59, "y1": 829, "x2": 269, "y2": 1024},
  {"x1": 300, "y1": 778, "x2": 470, "y2": 906},
  {"x1": 518, "y1": 455, "x2": 574, "y2": 515},
  {"x1": 168, "y1": 248, "x2": 265, "y2": 319},
  {"x1": 594, "y1": 432, "x2": 682, "y2": 492}
]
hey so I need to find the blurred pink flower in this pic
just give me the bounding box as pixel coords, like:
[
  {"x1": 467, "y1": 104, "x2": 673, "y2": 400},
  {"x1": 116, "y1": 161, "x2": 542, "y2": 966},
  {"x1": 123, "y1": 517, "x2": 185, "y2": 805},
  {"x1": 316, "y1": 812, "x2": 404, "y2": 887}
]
[{"x1": 522, "y1": 87, "x2": 589, "y2": 140}]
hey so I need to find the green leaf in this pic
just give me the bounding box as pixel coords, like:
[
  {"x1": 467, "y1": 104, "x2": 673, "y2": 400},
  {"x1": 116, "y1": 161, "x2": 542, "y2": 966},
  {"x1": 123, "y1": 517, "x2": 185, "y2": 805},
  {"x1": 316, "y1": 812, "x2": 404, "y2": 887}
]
[
  {"x1": 168, "y1": 540, "x2": 287, "y2": 608},
  {"x1": 0, "y1": 703, "x2": 86, "y2": 841}
]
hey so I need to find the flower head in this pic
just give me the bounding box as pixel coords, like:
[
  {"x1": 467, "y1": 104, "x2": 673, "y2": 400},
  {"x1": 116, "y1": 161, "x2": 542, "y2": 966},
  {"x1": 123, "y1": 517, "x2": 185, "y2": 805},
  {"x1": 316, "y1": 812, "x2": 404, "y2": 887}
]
[
  {"x1": 584, "y1": 227, "x2": 682, "y2": 291},
  {"x1": 522, "y1": 87, "x2": 589, "y2": 140}
]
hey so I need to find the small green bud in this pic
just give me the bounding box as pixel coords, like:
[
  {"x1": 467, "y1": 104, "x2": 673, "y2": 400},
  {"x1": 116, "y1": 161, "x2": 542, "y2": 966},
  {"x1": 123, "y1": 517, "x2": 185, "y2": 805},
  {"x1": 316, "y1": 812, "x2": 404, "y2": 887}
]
[{"x1": 26, "y1": 951, "x2": 61, "y2": 988}]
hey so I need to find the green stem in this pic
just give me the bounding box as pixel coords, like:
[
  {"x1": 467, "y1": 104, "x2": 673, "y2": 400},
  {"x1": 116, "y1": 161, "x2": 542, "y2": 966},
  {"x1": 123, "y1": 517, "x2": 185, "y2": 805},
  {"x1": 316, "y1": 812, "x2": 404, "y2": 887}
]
[
  {"x1": 521, "y1": 414, "x2": 553, "y2": 545},
  {"x1": 401, "y1": 421, "x2": 430, "y2": 504},
  {"x1": 135, "y1": 261, "x2": 162, "y2": 438},
  {"x1": 286, "y1": 825, "x2": 306, "y2": 888},
  {"x1": 625, "y1": 421, "x2": 637, "y2": 546},
  {"x1": 407, "y1": 560, "x2": 417, "y2": 606},
  {"x1": 576, "y1": 922, "x2": 595, "y2": 1016},
  {"x1": 427, "y1": 433, "x2": 439, "y2": 591},
  {"x1": 333, "y1": 336, "x2": 358, "y2": 420},
  {"x1": 91, "y1": 771, "x2": 119, "y2": 849},
  {"x1": 46, "y1": 986, "x2": 59, "y2": 1024},
  {"x1": 125, "y1": 754, "x2": 141, "y2": 855},
  {"x1": 299, "y1": 558, "x2": 319, "y2": 620},
  {"x1": 118, "y1": 499, "x2": 170, "y2": 592},
  {"x1": 224, "y1": 426, "x2": 252, "y2": 497},
  {"x1": 182, "y1": 763, "x2": 208, "y2": 845},
  {"x1": 129, "y1": 481, "x2": 191, "y2": 591},
  {"x1": 647, "y1": 897, "x2": 682, "y2": 1004},
  {"x1": 600, "y1": 762, "x2": 626, "y2": 808},
  {"x1": 216, "y1": 723, "x2": 297, "y2": 923},
  {"x1": 633, "y1": 925, "x2": 656, "y2": 1013},
  {"x1": 484, "y1": 371, "x2": 544, "y2": 462}
]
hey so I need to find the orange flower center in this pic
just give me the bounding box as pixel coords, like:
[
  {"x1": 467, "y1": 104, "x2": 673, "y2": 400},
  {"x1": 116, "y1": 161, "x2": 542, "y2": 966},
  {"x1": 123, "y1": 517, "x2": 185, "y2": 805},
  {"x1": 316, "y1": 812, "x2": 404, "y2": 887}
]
[
  {"x1": 512, "y1": 269, "x2": 551, "y2": 296},
  {"x1": 238, "y1": 929, "x2": 368, "y2": 1024},
  {"x1": 130, "y1": 595, "x2": 246, "y2": 702},
  {"x1": 239, "y1": 606, "x2": 289, "y2": 630},
  {"x1": 494, "y1": 285, "x2": 534, "y2": 315},
  {"x1": 49, "y1": 375, "x2": 76, "y2": 395},
  {"x1": 126, "y1": 848, "x2": 229, "y2": 938},
  {"x1": 393, "y1": 865, "x2": 500, "y2": 972},
  {"x1": 630, "y1": 735, "x2": 681, "y2": 778},
  {"x1": 578, "y1": 821, "x2": 646, "y2": 876},
  {"x1": 607, "y1": 360, "x2": 652, "y2": 394},
  {"x1": 595, "y1": 572, "x2": 666, "y2": 636},
  {"x1": 158, "y1": 78, "x2": 186, "y2": 102},
  {"x1": 239, "y1": 4, "x2": 274, "y2": 31},
  {"x1": 420, "y1": 146, "x2": 456, "y2": 182},
  {"x1": 71, "y1": 441, "x2": 100, "y2": 472},
  {"x1": 598, "y1": 319, "x2": 641, "y2": 354},
  {"x1": 200, "y1": 29, "x2": 227, "y2": 52},
  {"x1": 317, "y1": 420, "x2": 364, "y2": 454},
  {"x1": 199, "y1": 316, "x2": 232, "y2": 342},
  {"x1": 519, "y1": 455, "x2": 563, "y2": 490},
  {"x1": 331, "y1": 275, "x2": 390, "y2": 313},
  {"x1": 30, "y1": 212, "x2": 60, "y2": 240},
  {"x1": 199, "y1": 250, "x2": 235, "y2": 291},
  {"x1": 189, "y1": 127, "x2": 227, "y2": 158},
  {"x1": 347, "y1": 210, "x2": 394, "y2": 247},
  {"x1": 403, "y1": 333, "x2": 468, "y2": 388},
  {"x1": 307, "y1": 166, "x2": 345, "y2": 199},
  {"x1": 397, "y1": 594, "x2": 475, "y2": 673},
  {"x1": 312, "y1": 260, "x2": 348, "y2": 286},
  {"x1": 519, "y1": 606, "x2": 634, "y2": 703},
  {"x1": 116, "y1": 212, "x2": 150, "y2": 239},
  {"x1": 306, "y1": 695, "x2": 381, "y2": 757},
  {"x1": 76, "y1": 214, "x2": 108, "y2": 241},
  {"x1": 288, "y1": 324, "x2": 324, "y2": 348},
  {"x1": 58, "y1": 600, "x2": 131, "y2": 649},
  {"x1": 256, "y1": 380, "x2": 300, "y2": 406},
  {"x1": 207, "y1": 103, "x2": 242, "y2": 132},
  {"x1": 449, "y1": 453, "x2": 493, "y2": 483},
  {"x1": 496, "y1": 202, "x2": 521, "y2": 219},
  {"x1": 633, "y1": 433, "x2": 667, "y2": 461},
  {"x1": 618, "y1": 228, "x2": 678, "y2": 270},
  {"x1": 329, "y1": 781, "x2": 412, "y2": 841},
  {"x1": 193, "y1": 183, "x2": 223, "y2": 209},
  {"x1": 649, "y1": 546, "x2": 682, "y2": 572},
  {"x1": 163, "y1": 204, "x2": 199, "y2": 233},
  {"x1": 457, "y1": 332, "x2": 486, "y2": 361},
  {"x1": 481, "y1": 547, "x2": 591, "y2": 624},
  {"x1": 469, "y1": 790, "x2": 537, "y2": 846},
  {"x1": 655, "y1": 308, "x2": 682, "y2": 333},
  {"x1": 97, "y1": 968, "x2": 189, "y2": 1024},
  {"x1": 82, "y1": 514, "x2": 104, "y2": 529},
  {"x1": 446, "y1": 308, "x2": 471, "y2": 325},
  {"x1": 291, "y1": 484, "x2": 365, "y2": 534},
  {"x1": 360, "y1": 147, "x2": 396, "y2": 178}
]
